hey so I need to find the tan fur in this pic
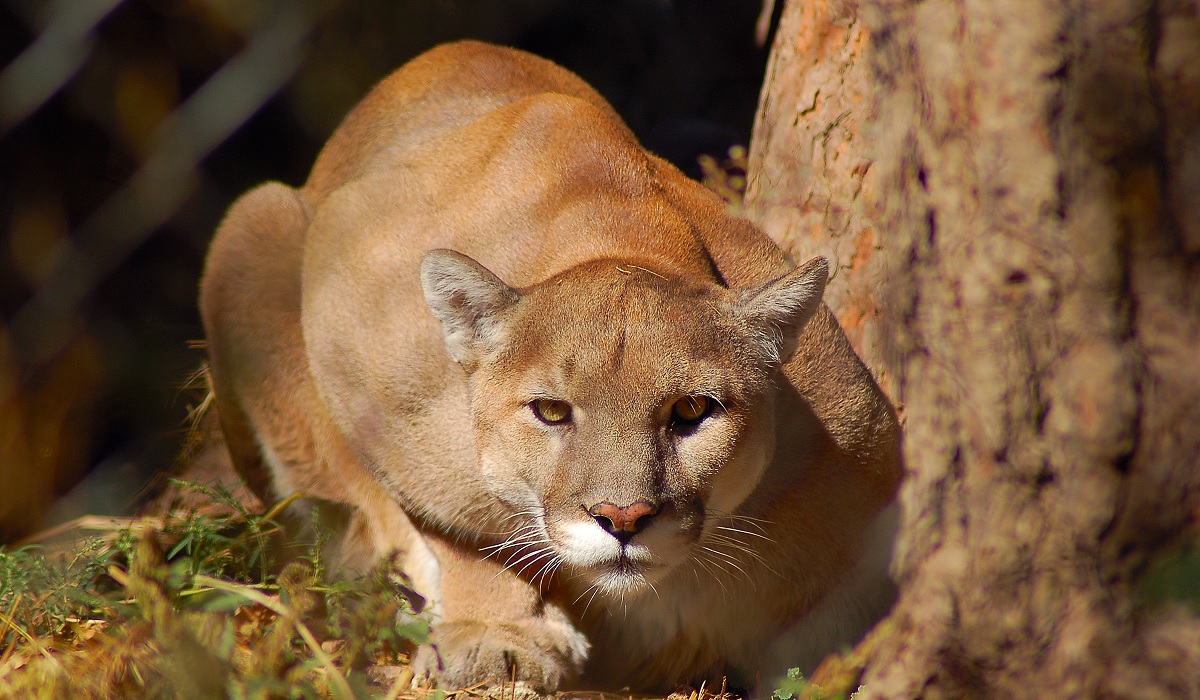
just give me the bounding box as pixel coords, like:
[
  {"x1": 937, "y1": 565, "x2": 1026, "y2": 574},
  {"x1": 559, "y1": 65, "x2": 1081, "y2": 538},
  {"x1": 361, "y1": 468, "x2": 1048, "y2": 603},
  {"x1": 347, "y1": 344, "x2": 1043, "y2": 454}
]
[{"x1": 200, "y1": 41, "x2": 901, "y2": 694}]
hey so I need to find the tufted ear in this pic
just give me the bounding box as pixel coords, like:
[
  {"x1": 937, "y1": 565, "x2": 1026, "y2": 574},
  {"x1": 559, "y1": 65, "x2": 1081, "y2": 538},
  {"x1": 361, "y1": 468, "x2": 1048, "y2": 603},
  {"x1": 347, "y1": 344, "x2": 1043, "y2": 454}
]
[
  {"x1": 733, "y1": 256, "x2": 828, "y2": 365},
  {"x1": 420, "y1": 249, "x2": 520, "y2": 370}
]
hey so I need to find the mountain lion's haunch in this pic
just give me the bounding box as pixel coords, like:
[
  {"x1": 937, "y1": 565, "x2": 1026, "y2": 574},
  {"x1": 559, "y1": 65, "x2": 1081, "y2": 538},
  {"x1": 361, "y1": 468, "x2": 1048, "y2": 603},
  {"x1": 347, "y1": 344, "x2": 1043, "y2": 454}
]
[{"x1": 200, "y1": 40, "x2": 902, "y2": 694}]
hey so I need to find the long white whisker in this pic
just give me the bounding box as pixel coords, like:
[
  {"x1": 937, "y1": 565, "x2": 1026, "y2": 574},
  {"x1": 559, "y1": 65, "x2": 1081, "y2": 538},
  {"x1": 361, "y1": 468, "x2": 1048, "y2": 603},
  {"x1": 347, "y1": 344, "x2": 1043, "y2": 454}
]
[
  {"x1": 498, "y1": 540, "x2": 543, "y2": 568},
  {"x1": 513, "y1": 548, "x2": 556, "y2": 579},
  {"x1": 483, "y1": 510, "x2": 546, "y2": 536},
  {"x1": 700, "y1": 543, "x2": 742, "y2": 564},
  {"x1": 480, "y1": 525, "x2": 542, "y2": 553},
  {"x1": 502, "y1": 545, "x2": 553, "y2": 574},
  {"x1": 572, "y1": 580, "x2": 607, "y2": 618},
  {"x1": 704, "y1": 533, "x2": 765, "y2": 561},
  {"x1": 714, "y1": 525, "x2": 775, "y2": 543},
  {"x1": 489, "y1": 545, "x2": 552, "y2": 585},
  {"x1": 704, "y1": 529, "x2": 781, "y2": 577},
  {"x1": 707, "y1": 510, "x2": 773, "y2": 530},
  {"x1": 581, "y1": 584, "x2": 604, "y2": 616},
  {"x1": 482, "y1": 520, "x2": 549, "y2": 570},
  {"x1": 699, "y1": 546, "x2": 740, "y2": 573},
  {"x1": 692, "y1": 549, "x2": 722, "y2": 577},
  {"x1": 704, "y1": 533, "x2": 747, "y2": 547},
  {"x1": 481, "y1": 523, "x2": 545, "y2": 560},
  {"x1": 691, "y1": 551, "x2": 730, "y2": 598},
  {"x1": 702, "y1": 546, "x2": 753, "y2": 585},
  {"x1": 572, "y1": 582, "x2": 597, "y2": 606},
  {"x1": 531, "y1": 558, "x2": 561, "y2": 589},
  {"x1": 503, "y1": 521, "x2": 545, "y2": 537},
  {"x1": 499, "y1": 512, "x2": 531, "y2": 523},
  {"x1": 726, "y1": 513, "x2": 772, "y2": 525}
]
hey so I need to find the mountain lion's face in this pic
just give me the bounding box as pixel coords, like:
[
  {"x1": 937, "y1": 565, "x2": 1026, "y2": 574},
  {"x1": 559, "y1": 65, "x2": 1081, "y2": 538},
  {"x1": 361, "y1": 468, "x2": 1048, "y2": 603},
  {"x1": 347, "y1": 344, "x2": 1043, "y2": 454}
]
[{"x1": 424, "y1": 256, "x2": 819, "y2": 598}]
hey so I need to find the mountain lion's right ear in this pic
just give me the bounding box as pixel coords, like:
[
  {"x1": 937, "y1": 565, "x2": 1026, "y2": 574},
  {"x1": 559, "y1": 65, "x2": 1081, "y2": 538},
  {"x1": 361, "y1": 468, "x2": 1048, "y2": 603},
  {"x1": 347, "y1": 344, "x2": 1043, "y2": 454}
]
[{"x1": 420, "y1": 249, "x2": 520, "y2": 370}]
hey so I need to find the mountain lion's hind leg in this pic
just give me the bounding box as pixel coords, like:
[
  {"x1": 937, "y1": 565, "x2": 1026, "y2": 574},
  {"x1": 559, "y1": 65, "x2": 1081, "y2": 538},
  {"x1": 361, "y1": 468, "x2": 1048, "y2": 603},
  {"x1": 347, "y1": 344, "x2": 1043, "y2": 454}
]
[
  {"x1": 201, "y1": 183, "x2": 433, "y2": 578},
  {"x1": 200, "y1": 182, "x2": 319, "y2": 504}
]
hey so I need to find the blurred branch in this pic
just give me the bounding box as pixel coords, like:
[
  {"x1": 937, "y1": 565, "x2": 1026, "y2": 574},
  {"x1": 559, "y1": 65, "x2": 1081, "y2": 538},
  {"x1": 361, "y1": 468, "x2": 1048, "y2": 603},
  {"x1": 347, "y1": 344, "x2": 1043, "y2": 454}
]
[
  {"x1": 6, "y1": 2, "x2": 322, "y2": 377},
  {"x1": 0, "y1": 0, "x2": 125, "y2": 136}
]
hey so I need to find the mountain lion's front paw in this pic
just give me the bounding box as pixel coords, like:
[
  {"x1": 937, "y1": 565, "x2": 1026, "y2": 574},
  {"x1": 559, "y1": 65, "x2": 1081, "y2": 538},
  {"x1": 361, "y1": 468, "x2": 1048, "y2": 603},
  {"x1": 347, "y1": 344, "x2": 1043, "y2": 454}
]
[{"x1": 414, "y1": 613, "x2": 589, "y2": 693}]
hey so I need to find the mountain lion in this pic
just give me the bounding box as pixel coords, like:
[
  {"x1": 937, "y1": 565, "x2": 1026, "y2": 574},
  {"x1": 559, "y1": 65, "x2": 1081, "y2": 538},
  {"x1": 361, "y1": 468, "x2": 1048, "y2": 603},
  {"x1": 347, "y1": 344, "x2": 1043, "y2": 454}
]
[{"x1": 200, "y1": 40, "x2": 901, "y2": 694}]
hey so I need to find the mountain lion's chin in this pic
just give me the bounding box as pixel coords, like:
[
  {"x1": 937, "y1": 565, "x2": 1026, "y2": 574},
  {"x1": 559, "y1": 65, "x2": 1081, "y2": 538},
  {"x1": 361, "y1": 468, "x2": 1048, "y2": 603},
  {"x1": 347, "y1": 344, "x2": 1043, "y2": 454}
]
[{"x1": 582, "y1": 558, "x2": 667, "y2": 598}]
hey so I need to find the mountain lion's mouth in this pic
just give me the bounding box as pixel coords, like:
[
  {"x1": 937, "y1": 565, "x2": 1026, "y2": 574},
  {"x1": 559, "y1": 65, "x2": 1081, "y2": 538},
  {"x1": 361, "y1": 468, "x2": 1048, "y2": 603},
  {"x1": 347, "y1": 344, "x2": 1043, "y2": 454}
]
[
  {"x1": 589, "y1": 563, "x2": 651, "y2": 595},
  {"x1": 552, "y1": 517, "x2": 685, "y2": 596},
  {"x1": 578, "y1": 552, "x2": 671, "y2": 597}
]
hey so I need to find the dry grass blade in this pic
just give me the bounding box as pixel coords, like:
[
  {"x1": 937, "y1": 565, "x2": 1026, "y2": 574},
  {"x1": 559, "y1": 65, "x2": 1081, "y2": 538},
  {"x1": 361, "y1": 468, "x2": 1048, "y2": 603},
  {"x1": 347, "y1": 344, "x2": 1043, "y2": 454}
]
[
  {"x1": 0, "y1": 593, "x2": 58, "y2": 667},
  {"x1": 192, "y1": 573, "x2": 356, "y2": 699},
  {"x1": 15, "y1": 515, "x2": 167, "y2": 547}
]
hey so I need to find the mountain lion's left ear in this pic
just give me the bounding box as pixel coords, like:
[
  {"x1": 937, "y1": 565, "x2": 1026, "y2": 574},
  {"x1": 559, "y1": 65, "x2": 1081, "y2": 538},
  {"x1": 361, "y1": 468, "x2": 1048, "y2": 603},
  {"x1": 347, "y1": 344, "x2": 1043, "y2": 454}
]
[
  {"x1": 733, "y1": 256, "x2": 828, "y2": 365},
  {"x1": 420, "y1": 249, "x2": 520, "y2": 370}
]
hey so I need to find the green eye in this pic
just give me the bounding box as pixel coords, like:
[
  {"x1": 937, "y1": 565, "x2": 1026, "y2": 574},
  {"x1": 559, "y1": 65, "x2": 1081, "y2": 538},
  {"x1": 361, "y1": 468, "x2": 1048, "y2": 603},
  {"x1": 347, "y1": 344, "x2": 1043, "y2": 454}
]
[
  {"x1": 671, "y1": 395, "x2": 712, "y2": 425},
  {"x1": 532, "y1": 399, "x2": 572, "y2": 424}
]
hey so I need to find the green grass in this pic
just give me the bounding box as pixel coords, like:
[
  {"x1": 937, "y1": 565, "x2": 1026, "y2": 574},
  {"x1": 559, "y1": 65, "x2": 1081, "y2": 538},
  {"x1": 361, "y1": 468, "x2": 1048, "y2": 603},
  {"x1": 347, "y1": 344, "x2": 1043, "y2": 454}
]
[
  {"x1": 1136, "y1": 546, "x2": 1200, "y2": 613},
  {"x1": 0, "y1": 481, "x2": 428, "y2": 699},
  {"x1": 770, "y1": 667, "x2": 861, "y2": 700}
]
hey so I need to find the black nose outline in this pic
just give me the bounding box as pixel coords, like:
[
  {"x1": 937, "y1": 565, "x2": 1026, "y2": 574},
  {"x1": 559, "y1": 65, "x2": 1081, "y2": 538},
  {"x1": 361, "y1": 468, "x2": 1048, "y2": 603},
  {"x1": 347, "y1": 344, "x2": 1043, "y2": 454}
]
[{"x1": 587, "y1": 500, "x2": 660, "y2": 544}]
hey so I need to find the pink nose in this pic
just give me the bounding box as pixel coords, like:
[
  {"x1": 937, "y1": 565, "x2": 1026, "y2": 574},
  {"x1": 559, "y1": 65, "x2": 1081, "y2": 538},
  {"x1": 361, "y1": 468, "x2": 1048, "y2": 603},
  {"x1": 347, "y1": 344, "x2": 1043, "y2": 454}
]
[{"x1": 588, "y1": 500, "x2": 660, "y2": 542}]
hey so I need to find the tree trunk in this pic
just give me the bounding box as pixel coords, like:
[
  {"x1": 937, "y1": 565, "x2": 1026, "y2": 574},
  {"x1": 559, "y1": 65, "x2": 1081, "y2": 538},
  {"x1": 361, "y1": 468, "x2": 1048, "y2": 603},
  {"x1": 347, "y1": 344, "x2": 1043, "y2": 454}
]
[
  {"x1": 748, "y1": 0, "x2": 1200, "y2": 696},
  {"x1": 744, "y1": 0, "x2": 894, "y2": 395}
]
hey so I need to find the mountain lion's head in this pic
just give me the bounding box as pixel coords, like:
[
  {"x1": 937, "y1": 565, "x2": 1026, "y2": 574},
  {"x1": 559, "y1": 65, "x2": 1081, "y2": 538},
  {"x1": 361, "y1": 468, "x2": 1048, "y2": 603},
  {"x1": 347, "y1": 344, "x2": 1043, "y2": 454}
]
[{"x1": 421, "y1": 249, "x2": 828, "y2": 597}]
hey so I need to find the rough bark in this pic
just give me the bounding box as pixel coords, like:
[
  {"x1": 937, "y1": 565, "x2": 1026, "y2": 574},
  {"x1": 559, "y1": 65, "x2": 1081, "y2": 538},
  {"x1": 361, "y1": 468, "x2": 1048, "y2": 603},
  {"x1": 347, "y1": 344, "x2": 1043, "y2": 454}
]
[
  {"x1": 748, "y1": 0, "x2": 1200, "y2": 696},
  {"x1": 744, "y1": 0, "x2": 894, "y2": 395}
]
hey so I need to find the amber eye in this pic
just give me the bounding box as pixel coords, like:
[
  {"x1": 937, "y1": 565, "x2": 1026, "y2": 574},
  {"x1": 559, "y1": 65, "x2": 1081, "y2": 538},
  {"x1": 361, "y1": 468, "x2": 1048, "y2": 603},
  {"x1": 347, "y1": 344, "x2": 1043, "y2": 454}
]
[
  {"x1": 532, "y1": 399, "x2": 572, "y2": 424},
  {"x1": 671, "y1": 395, "x2": 712, "y2": 426}
]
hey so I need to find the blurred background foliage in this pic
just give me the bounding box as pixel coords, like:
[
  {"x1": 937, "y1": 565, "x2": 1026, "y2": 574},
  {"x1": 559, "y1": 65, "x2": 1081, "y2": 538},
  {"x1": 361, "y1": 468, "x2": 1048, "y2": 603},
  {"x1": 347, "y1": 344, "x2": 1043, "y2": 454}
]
[{"x1": 0, "y1": 0, "x2": 775, "y2": 542}]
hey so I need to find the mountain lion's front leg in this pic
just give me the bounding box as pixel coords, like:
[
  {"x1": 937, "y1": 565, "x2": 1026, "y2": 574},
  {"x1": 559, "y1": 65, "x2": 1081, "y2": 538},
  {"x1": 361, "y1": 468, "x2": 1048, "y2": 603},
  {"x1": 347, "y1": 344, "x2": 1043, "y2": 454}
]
[{"x1": 412, "y1": 531, "x2": 589, "y2": 692}]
